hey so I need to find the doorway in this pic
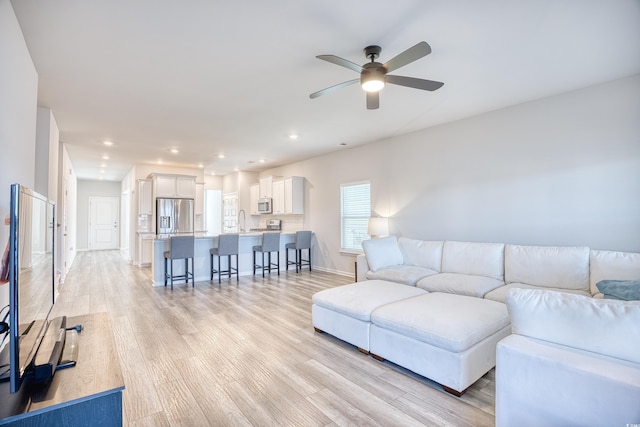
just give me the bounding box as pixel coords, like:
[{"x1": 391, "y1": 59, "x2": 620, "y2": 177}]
[{"x1": 88, "y1": 196, "x2": 119, "y2": 250}]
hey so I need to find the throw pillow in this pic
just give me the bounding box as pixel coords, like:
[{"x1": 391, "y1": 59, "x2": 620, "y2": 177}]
[
  {"x1": 596, "y1": 280, "x2": 640, "y2": 301},
  {"x1": 362, "y1": 235, "x2": 403, "y2": 272}
]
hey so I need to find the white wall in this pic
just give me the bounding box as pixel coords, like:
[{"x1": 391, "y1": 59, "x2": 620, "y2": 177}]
[
  {"x1": 0, "y1": 0, "x2": 38, "y2": 310},
  {"x1": 76, "y1": 180, "x2": 122, "y2": 250},
  {"x1": 35, "y1": 107, "x2": 60, "y2": 201},
  {"x1": 263, "y1": 74, "x2": 640, "y2": 276}
]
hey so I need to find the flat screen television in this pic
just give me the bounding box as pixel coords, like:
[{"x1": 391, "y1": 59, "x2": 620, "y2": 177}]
[{"x1": 0, "y1": 184, "x2": 73, "y2": 394}]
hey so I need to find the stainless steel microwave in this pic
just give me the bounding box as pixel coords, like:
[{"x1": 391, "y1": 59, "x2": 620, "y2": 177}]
[{"x1": 258, "y1": 197, "x2": 272, "y2": 214}]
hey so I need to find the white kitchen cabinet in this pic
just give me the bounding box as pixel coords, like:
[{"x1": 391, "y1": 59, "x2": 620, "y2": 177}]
[
  {"x1": 138, "y1": 234, "x2": 153, "y2": 266},
  {"x1": 284, "y1": 176, "x2": 304, "y2": 214},
  {"x1": 137, "y1": 179, "x2": 153, "y2": 215},
  {"x1": 259, "y1": 176, "x2": 273, "y2": 199},
  {"x1": 195, "y1": 183, "x2": 204, "y2": 215},
  {"x1": 176, "y1": 176, "x2": 196, "y2": 198},
  {"x1": 249, "y1": 184, "x2": 260, "y2": 215},
  {"x1": 150, "y1": 174, "x2": 196, "y2": 198},
  {"x1": 195, "y1": 182, "x2": 205, "y2": 231},
  {"x1": 272, "y1": 179, "x2": 285, "y2": 214}
]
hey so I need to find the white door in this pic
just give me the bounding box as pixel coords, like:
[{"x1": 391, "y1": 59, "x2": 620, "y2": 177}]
[
  {"x1": 89, "y1": 197, "x2": 119, "y2": 250},
  {"x1": 222, "y1": 192, "x2": 238, "y2": 233}
]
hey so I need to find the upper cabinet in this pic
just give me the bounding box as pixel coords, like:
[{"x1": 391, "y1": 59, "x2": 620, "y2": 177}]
[
  {"x1": 259, "y1": 176, "x2": 273, "y2": 199},
  {"x1": 249, "y1": 184, "x2": 260, "y2": 215},
  {"x1": 284, "y1": 176, "x2": 304, "y2": 214},
  {"x1": 150, "y1": 174, "x2": 196, "y2": 199},
  {"x1": 271, "y1": 176, "x2": 304, "y2": 215},
  {"x1": 137, "y1": 179, "x2": 153, "y2": 215},
  {"x1": 272, "y1": 179, "x2": 285, "y2": 214}
]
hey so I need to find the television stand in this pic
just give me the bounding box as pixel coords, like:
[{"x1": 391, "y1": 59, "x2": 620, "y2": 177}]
[{"x1": 0, "y1": 313, "x2": 124, "y2": 426}]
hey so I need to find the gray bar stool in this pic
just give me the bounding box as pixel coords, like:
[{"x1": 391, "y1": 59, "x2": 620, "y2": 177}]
[
  {"x1": 252, "y1": 232, "x2": 280, "y2": 277},
  {"x1": 164, "y1": 235, "x2": 195, "y2": 289},
  {"x1": 210, "y1": 233, "x2": 239, "y2": 283},
  {"x1": 286, "y1": 230, "x2": 312, "y2": 273}
]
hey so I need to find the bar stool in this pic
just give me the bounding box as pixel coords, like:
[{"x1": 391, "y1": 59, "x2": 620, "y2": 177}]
[
  {"x1": 252, "y1": 232, "x2": 280, "y2": 277},
  {"x1": 210, "y1": 233, "x2": 239, "y2": 283},
  {"x1": 164, "y1": 235, "x2": 195, "y2": 289},
  {"x1": 286, "y1": 230, "x2": 312, "y2": 273}
]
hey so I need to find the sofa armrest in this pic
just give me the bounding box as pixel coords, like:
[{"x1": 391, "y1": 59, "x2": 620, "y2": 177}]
[{"x1": 356, "y1": 255, "x2": 369, "y2": 282}]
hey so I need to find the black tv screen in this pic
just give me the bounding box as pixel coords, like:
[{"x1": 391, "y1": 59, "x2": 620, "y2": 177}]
[{"x1": 1, "y1": 184, "x2": 55, "y2": 393}]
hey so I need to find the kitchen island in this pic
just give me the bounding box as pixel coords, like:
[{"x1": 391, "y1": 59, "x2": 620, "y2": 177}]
[{"x1": 151, "y1": 232, "x2": 297, "y2": 286}]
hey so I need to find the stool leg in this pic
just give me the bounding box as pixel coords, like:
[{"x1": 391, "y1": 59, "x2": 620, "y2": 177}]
[
  {"x1": 164, "y1": 257, "x2": 168, "y2": 287},
  {"x1": 253, "y1": 251, "x2": 256, "y2": 275},
  {"x1": 276, "y1": 251, "x2": 280, "y2": 275},
  {"x1": 170, "y1": 259, "x2": 174, "y2": 290},
  {"x1": 309, "y1": 247, "x2": 312, "y2": 271},
  {"x1": 218, "y1": 255, "x2": 222, "y2": 284},
  {"x1": 262, "y1": 251, "x2": 265, "y2": 278},
  {"x1": 235, "y1": 254, "x2": 239, "y2": 282},
  {"x1": 210, "y1": 253, "x2": 213, "y2": 281},
  {"x1": 286, "y1": 249, "x2": 289, "y2": 271}
]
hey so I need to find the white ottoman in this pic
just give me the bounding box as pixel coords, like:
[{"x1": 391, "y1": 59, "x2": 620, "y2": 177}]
[
  {"x1": 312, "y1": 280, "x2": 427, "y2": 353},
  {"x1": 370, "y1": 292, "x2": 510, "y2": 395}
]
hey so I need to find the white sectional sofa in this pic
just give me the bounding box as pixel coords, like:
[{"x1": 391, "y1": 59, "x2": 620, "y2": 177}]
[
  {"x1": 497, "y1": 289, "x2": 640, "y2": 426},
  {"x1": 313, "y1": 235, "x2": 640, "y2": 403}
]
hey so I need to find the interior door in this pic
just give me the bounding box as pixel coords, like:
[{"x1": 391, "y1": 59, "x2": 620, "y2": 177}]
[{"x1": 89, "y1": 196, "x2": 119, "y2": 250}]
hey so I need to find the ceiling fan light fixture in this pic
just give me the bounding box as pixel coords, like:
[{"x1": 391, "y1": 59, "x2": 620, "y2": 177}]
[{"x1": 361, "y1": 77, "x2": 385, "y2": 92}]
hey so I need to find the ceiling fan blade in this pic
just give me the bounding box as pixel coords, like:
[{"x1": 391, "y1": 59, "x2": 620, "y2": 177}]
[
  {"x1": 309, "y1": 79, "x2": 359, "y2": 99},
  {"x1": 383, "y1": 41, "x2": 432, "y2": 73},
  {"x1": 386, "y1": 75, "x2": 444, "y2": 91},
  {"x1": 316, "y1": 55, "x2": 363, "y2": 73},
  {"x1": 366, "y1": 92, "x2": 379, "y2": 110}
]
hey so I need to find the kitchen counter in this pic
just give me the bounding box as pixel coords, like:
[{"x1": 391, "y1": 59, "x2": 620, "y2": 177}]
[{"x1": 150, "y1": 232, "x2": 298, "y2": 286}]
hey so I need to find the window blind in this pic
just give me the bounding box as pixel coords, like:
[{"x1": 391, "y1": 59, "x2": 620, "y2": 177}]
[{"x1": 340, "y1": 181, "x2": 371, "y2": 251}]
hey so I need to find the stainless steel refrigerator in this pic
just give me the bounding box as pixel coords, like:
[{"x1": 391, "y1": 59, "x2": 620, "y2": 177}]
[{"x1": 156, "y1": 198, "x2": 194, "y2": 234}]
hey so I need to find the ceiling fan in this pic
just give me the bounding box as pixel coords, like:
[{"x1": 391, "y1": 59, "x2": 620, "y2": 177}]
[{"x1": 310, "y1": 41, "x2": 444, "y2": 110}]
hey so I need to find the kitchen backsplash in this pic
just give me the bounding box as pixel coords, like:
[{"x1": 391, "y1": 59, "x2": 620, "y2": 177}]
[{"x1": 257, "y1": 214, "x2": 305, "y2": 232}]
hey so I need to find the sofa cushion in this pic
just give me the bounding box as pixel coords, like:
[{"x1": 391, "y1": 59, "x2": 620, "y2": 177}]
[
  {"x1": 362, "y1": 236, "x2": 403, "y2": 272},
  {"x1": 590, "y1": 250, "x2": 640, "y2": 296},
  {"x1": 416, "y1": 273, "x2": 504, "y2": 298},
  {"x1": 505, "y1": 244, "x2": 590, "y2": 291},
  {"x1": 441, "y1": 241, "x2": 505, "y2": 281},
  {"x1": 484, "y1": 283, "x2": 591, "y2": 303},
  {"x1": 596, "y1": 280, "x2": 640, "y2": 301},
  {"x1": 505, "y1": 289, "x2": 640, "y2": 364},
  {"x1": 371, "y1": 293, "x2": 509, "y2": 353},
  {"x1": 398, "y1": 238, "x2": 443, "y2": 271},
  {"x1": 366, "y1": 265, "x2": 438, "y2": 286},
  {"x1": 312, "y1": 280, "x2": 426, "y2": 322}
]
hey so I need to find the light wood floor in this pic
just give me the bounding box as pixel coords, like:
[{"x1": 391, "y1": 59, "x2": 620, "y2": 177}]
[{"x1": 51, "y1": 251, "x2": 496, "y2": 426}]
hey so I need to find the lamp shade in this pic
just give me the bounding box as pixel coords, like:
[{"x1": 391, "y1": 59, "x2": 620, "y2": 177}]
[{"x1": 368, "y1": 217, "x2": 389, "y2": 237}]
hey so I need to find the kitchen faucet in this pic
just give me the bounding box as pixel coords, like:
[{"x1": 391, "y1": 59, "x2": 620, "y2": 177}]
[{"x1": 238, "y1": 209, "x2": 246, "y2": 232}]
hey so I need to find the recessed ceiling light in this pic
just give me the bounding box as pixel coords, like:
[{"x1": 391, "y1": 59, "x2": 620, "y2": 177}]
[
  {"x1": 210, "y1": 171, "x2": 216, "y2": 176},
  {"x1": 198, "y1": 163, "x2": 203, "y2": 168},
  {"x1": 218, "y1": 154, "x2": 225, "y2": 159},
  {"x1": 158, "y1": 159, "x2": 163, "y2": 164},
  {"x1": 103, "y1": 140, "x2": 114, "y2": 146},
  {"x1": 101, "y1": 155, "x2": 110, "y2": 160},
  {"x1": 234, "y1": 167, "x2": 239, "y2": 172},
  {"x1": 259, "y1": 159, "x2": 265, "y2": 163},
  {"x1": 289, "y1": 133, "x2": 299, "y2": 140},
  {"x1": 169, "y1": 148, "x2": 179, "y2": 154},
  {"x1": 100, "y1": 170, "x2": 105, "y2": 174},
  {"x1": 100, "y1": 163, "x2": 107, "y2": 168}
]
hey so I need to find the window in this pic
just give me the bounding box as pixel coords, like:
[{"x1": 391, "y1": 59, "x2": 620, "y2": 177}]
[{"x1": 340, "y1": 181, "x2": 371, "y2": 251}]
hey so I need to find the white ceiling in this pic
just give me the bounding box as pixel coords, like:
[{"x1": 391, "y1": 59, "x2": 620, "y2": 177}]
[{"x1": 11, "y1": 0, "x2": 640, "y2": 181}]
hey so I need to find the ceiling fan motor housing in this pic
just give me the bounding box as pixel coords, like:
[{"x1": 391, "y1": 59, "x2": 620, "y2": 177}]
[{"x1": 361, "y1": 62, "x2": 387, "y2": 90}]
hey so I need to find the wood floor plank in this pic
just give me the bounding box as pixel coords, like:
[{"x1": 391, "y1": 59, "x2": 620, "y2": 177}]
[{"x1": 54, "y1": 251, "x2": 497, "y2": 426}]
